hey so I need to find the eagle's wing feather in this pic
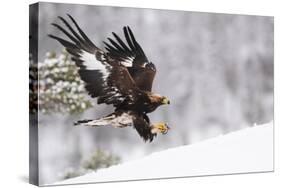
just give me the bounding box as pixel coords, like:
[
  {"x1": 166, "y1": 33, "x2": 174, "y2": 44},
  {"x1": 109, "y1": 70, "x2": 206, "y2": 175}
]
[
  {"x1": 104, "y1": 26, "x2": 156, "y2": 91},
  {"x1": 49, "y1": 15, "x2": 144, "y2": 107}
]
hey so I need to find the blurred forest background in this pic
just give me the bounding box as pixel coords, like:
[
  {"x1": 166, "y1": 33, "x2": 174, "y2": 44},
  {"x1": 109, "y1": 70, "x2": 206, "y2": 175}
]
[{"x1": 33, "y1": 2, "x2": 273, "y2": 184}]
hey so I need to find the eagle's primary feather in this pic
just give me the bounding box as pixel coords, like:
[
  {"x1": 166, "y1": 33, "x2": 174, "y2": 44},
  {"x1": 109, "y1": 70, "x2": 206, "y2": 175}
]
[
  {"x1": 49, "y1": 14, "x2": 170, "y2": 142},
  {"x1": 104, "y1": 26, "x2": 156, "y2": 91}
]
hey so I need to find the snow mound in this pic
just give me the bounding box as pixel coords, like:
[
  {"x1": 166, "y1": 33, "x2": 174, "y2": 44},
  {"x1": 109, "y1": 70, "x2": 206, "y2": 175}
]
[{"x1": 55, "y1": 122, "x2": 273, "y2": 185}]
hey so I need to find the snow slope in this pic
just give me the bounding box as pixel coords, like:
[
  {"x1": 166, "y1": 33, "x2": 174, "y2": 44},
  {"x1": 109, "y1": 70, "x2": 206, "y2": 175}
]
[{"x1": 54, "y1": 122, "x2": 273, "y2": 185}]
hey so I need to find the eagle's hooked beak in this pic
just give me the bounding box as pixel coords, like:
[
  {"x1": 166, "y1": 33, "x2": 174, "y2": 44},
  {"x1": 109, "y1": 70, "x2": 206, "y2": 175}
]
[{"x1": 162, "y1": 97, "x2": 170, "y2": 105}]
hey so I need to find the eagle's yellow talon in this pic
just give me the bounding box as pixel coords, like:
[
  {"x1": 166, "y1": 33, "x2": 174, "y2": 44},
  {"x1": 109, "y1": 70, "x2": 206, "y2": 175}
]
[{"x1": 151, "y1": 122, "x2": 170, "y2": 134}]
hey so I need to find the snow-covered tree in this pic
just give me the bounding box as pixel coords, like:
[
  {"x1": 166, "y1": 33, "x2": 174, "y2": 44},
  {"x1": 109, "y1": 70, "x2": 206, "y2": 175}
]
[
  {"x1": 37, "y1": 51, "x2": 92, "y2": 114},
  {"x1": 61, "y1": 149, "x2": 121, "y2": 180}
]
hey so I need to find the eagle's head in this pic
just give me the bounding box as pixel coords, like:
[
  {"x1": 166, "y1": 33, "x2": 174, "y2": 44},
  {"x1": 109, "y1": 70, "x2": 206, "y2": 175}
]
[
  {"x1": 150, "y1": 122, "x2": 170, "y2": 135},
  {"x1": 148, "y1": 93, "x2": 170, "y2": 106}
]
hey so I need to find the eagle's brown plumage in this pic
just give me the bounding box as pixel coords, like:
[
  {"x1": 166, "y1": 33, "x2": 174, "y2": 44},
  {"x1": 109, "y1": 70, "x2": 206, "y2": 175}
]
[
  {"x1": 49, "y1": 14, "x2": 170, "y2": 142},
  {"x1": 104, "y1": 26, "x2": 156, "y2": 92}
]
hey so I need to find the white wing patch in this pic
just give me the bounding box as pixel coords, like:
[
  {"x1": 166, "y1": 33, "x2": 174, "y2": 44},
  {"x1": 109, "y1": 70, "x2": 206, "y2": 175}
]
[
  {"x1": 80, "y1": 50, "x2": 110, "y2": 79},
  {"x1": 120, "y1": 56, "x2": 134, "y2": 67},
  {"x1": 142, "y1": 62, "x2": 148, "y2": 68}
]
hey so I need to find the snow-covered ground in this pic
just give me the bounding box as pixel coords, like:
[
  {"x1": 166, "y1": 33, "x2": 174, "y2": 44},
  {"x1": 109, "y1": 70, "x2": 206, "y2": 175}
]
[{"x1": 53, "y1": 122, "x2": 273, "y2": 186}]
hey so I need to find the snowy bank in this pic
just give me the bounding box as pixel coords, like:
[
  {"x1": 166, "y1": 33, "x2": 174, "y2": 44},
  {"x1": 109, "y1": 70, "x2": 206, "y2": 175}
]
[{"x1": 54, "y1": 122, "x2": 273, "y2": 185}]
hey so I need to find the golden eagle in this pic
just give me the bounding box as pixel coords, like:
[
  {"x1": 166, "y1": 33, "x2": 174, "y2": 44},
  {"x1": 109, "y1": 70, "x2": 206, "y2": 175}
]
[{"x1": 49, "y1": 14, "x2": 170, "y2": 142}]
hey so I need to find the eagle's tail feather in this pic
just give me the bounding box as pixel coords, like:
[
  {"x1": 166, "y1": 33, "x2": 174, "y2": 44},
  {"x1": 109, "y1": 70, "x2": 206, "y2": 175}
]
[
  {"x1": 74, "y1": 111, "x2": 133, "y2": 128},
  {"x1": 74, "y1": 114, "x2": 116, "y2": 127}
]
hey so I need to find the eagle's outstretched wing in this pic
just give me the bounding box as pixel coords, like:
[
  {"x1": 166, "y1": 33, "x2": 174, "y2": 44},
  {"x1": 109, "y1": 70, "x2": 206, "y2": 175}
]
[
  {"x1": 49, "y1": 15, "x2": 144, "y2": 106},
  {"x1": 104, "y1": 26, "x2": 156, "y2": 91}
]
